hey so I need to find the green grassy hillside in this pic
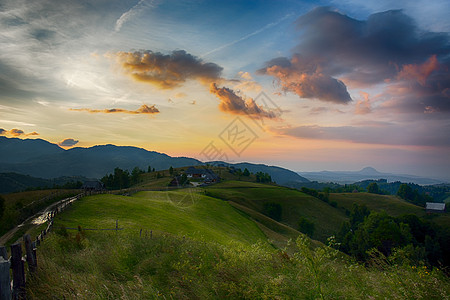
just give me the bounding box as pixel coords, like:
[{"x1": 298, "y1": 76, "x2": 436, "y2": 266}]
[
  {"x1": 330, "y1": 192, "x2": 450, "y2": 228},
  {"x1": 26, "y1": 187, "x2": 450, "y2": 299},
  {"x1": 330, "y1": 192, "x2": 425, "y2": 216},
  {"x1": 54, "y1": 189, "x2": 268, "y2": 247},
  {"x1": 205, "y1": 181, "x2": 347, "y2": 242}
]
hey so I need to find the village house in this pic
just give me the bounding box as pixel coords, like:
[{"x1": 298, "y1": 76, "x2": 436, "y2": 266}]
[
  {"x1": 185, "y1": 167, "x2": 220, "y2": 184},
  {"x1": 426, "y1": 202, "x2": 446, "y2": 213}
]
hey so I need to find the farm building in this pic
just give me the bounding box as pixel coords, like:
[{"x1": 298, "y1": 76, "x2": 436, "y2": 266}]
[
  {"x1": 426, "y1": 202, "x2": 446, "y2": 213},
  {"x1": 185, "y1": 167, "x2": 220, "y2": 183}
]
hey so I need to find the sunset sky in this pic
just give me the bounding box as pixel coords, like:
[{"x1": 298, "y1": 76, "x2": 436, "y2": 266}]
[{"x1": 0, "y1": 0, "x2": 449, "y2": 180}]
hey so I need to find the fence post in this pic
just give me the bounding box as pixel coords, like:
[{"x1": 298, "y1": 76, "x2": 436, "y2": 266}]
[
  {"x1": 0, "y1": 256, "x2": 11, "y2": 300},
  {"x1": 0, "y1": 247, "x2": 6, "y2": 260},
  {"x1": 31, "y1": 242, "x2": 37, "y2": 270},
  {"x1": 11, "y1": 243, "x2": 25, "y2": 300},
  {"x1": 24, "y1": 234, "x2": 36, "y2": 273}
]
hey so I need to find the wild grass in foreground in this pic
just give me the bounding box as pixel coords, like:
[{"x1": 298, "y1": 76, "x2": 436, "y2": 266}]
[{"x1": 27, "y1": 229, "x2": 449, "y2": 299}]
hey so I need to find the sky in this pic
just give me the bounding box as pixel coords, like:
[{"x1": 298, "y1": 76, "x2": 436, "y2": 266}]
[{"x1": 0, "y1": 0, "x2": 449, "y2": 180}]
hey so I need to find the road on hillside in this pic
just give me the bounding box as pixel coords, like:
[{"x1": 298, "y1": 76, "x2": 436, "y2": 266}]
[{"x1": 0, "y1": 194, "x2": 81, "y2": 246}]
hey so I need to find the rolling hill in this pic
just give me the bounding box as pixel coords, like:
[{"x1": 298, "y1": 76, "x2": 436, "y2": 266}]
[
  {"x1": 205, "y1": 181, "x2": 347, "y2": 242},
  {"x1": 24, "y1": 184, "x2": 450, "y2": 299}
]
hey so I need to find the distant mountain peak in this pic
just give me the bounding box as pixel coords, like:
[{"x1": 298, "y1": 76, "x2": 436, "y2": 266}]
[{"x1": 359, "y1": 167, "x2": 380, "y2": 174}]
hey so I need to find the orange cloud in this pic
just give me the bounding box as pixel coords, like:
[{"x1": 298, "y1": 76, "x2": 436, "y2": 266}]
[
  {"x1": 233, "y1": 71, "x2": 262, "y2": 94},
  {"x1": 70, "y1": 104, "x2": 160, "y2": 115},
  {"x1": 0, "y1": 128, "x2": 39, "y2": 137},
  {"x1": 398, "y1": 55, "x2": 440, "y2": 86},
  {"x1": 258, "y1": 55, "x2": 352, "y2": 103},
  {"x1": 355, "y1": 92, "x2": 372, "y2": 115},
  {"x1": 114, "y1": 50, "x2": 223, "y2": 89},
  {"x1": 210, "y1": 83, "x2": 278, "y2": 119}
]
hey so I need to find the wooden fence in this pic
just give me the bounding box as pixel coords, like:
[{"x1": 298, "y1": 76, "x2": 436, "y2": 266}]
[{"x1": 0, "y1": 194, "x2": 81, "y2": 300}]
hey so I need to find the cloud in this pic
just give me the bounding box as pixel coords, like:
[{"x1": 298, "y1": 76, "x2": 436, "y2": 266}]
[
  {"x1": 115, "y1": 0, "x2": 153, "y2": 32},
  {"x1": 258, "y1": 7, "x2": 450, "y2": 112},
  {"x1": 209, "y1": 83, "x2": 278, "y2": 119},
  {"x1": 9, "y1": 129, "x2": 24, "y2": 136},
  {"x1": 238, "y1": 71, "x2": 253, "y2": 80},
  {"x1": 0, "y1": 128, "x2": 39, "y2": 137},
  {"x1": 114, "y1": 50, "x2": 223, "y2": 89},
  {"x1": 233, "y1": 71, "x2": 263, "y2": 94},
  {"x1": 58, "y1": 138, "x2": 79, "y2": 147},
  {"x1": 397, "y1": 55, "x2": 440, "y2": 86},
  {"x1": 70, "y1": 104, "x2": 160, "y2": 115},
  {"x1": 274, "y1": 122, "x2": 450, "y2": 147},
  {"x1": 174, "y1": 92, "x2": 186, "y2": 98},
  {"x1": 355, "y1": 92, "x2": 372, "y2": 115},
  {"x1": 258, "y1": 54, "x2": 352, "y2": 103}
]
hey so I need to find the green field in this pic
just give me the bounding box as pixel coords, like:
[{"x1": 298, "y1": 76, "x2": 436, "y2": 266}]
[
  {"x1": 330, "y1": 192, "x2": 425, "y2": 216},
  {"x1": 205, "y1": 181, "x2": 347, "y2": 242},
  {"x1": 23, "y1": 187, "x2": 449, "y2": 299},
  {"x1": 54, "y1": 190, "x2": 268, "y2": 247},
  {"x1": 330, "y1": 192, "x2": 450, "y2": 229}
]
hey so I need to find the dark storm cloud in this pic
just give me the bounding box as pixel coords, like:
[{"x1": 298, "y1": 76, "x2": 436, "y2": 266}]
[
  {"x1": 293, "y1": 7, "x2": 449, "y2": 84},
  {"x1": 115, "y1": 50, "x2": 223, "y2": 89},
  {"x1": 259, "y1": 7, "x2": 450, "y2": 113}
]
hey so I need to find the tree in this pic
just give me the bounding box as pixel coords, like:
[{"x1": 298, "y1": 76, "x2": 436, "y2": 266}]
[
  {"x1": 169, "y1": 166, "x2": 174, "y2": 176},
  {"x1": 243, "y1": 168, "x2": 250, "y2": 176},
  {"x1": 367, "y1": 182, "x2": 379, "y2": 194},
  {"x1": 147, "y1": 165, "x2": 152, "y2": 173},
  {"x1": 349, "y1": 204, "x2": 370, "y2": 229},
  {"x1": 256, "y1": 172, "x2": 272, "y2": 183},
  {"x1": 101, "y1": 167, "x2": 132, "y2": 190},
  {"x1": 397, "y1": 183, "x2": 413, "y2": 200},
  {"x1": 298, "y1": 217, "x2": 315, "y2": 237},
  {"x1": 263, "y1": 202, "x2": 282, "y2": 221},
  {"x1": 131, "y1": 167, "x2": 143, "y2": 184}
]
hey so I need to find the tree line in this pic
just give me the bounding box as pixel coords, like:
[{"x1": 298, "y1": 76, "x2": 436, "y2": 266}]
[
  {"x1": 101, "y1": 167, "x2": 148, "y2": 190},
  {"x1": 335, "y1": 204, "x2": 449, "y2": 268}
]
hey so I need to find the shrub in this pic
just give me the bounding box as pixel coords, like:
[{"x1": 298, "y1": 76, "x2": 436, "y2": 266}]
[
  {"x1": 298, "y1": 217, "x2": 315, "y2": 238},
  {"x1": 263, "y1": 202, "x2": 282, "y2": 221}
]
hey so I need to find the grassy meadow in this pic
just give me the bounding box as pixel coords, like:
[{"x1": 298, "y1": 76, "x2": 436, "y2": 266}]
[
  {"x1": 25, "y1": 189, "x2": 450, "y2": 299},
  {"x1": 205, "y1": 181, "x2": 347, "y2": 242}
]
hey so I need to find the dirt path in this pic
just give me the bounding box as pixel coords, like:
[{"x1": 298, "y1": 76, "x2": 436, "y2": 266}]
[{"x1": 0, "y1": 194, "x2": 81, "y2": 245}]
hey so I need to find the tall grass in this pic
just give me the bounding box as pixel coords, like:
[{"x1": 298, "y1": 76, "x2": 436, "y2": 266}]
[{"x1": 27, "y1": 229, "x2": 449, "y2": 299}]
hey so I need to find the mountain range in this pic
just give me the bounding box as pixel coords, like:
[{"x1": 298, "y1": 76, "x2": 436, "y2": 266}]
[
  {"x1": 0, "y1": 137, "x2": 308, "y2": 190},
  {"x1": 298, "y1": 167, "x2": 446, "y2": 185}
]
